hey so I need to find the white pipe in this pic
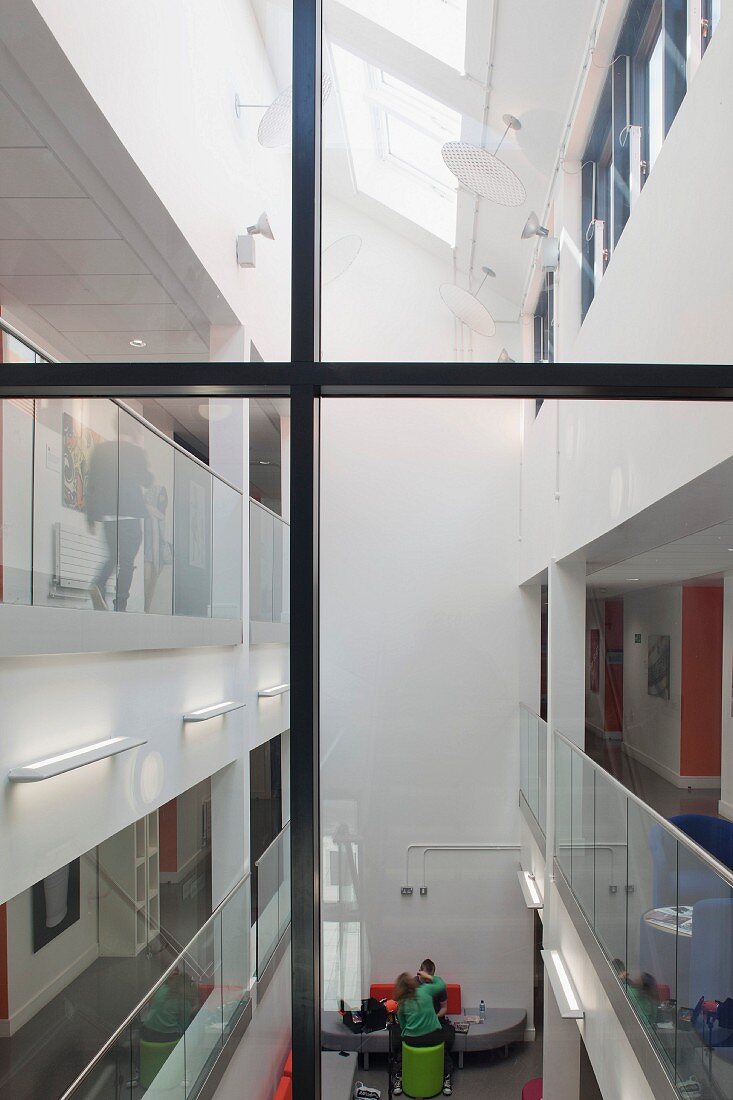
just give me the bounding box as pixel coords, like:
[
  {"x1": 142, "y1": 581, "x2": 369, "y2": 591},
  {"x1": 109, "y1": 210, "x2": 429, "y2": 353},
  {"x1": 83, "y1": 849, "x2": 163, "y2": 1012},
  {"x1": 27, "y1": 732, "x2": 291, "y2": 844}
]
[{"x1": 404, "y1": 843, "x2": 520, "y2": 889}]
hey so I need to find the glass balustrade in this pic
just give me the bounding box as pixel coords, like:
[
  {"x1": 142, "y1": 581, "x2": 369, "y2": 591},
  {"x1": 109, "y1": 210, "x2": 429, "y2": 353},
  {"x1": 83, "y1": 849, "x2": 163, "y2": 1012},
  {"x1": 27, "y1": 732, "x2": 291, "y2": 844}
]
[
  {"x1": 60, "y1": 876, "x2": 251, "y2": 1100},
  {"x1": 249, "y1": 500, "x2": 291, "y2": 630},
  {"x1": 519, "y1": 704, "x2": 547, "y2": 836},
  {"x1": 0, "y1": 398, "x2": 242, "y2": 619},
  {"x1": 554, "y1": 729, "x2": 733, "y2": 1100},
  {"x1": 255, "y1": 823, "x2": 292, "y2": 978}
]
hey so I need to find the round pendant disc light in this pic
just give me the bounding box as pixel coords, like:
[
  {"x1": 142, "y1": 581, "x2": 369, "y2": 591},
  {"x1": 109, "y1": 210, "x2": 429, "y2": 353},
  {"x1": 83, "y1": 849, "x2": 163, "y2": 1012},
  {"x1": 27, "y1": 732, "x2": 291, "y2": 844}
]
[
  {"x1": 439, "y1": 284, "x2": 496, "y2": 337},
  {"x1": 322, "y1": 235, "x2": 362, "y2": 285},
  {"x1": 441, "y1": 142, "x2": 526, "y2": 206},
  {"x1": 258, "y1": 74, "x2": 333, "y2": 148}
]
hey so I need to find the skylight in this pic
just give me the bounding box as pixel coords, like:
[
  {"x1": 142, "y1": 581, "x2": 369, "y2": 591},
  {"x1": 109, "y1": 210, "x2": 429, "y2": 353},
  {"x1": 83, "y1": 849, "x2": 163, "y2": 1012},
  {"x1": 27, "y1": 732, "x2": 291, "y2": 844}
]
[
  {"x1": 330, "y1": 45, "x2": 461, "y2": 244},
  {"x1": 339, "y1": 0, "x2": 467, "y2": 72}
]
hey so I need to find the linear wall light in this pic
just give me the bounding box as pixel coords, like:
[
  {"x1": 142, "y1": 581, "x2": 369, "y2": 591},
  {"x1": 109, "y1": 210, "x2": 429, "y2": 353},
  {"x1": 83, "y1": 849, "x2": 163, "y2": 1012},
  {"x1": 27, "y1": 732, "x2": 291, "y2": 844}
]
[
  {"x1": 183, "y1": 701, "x2": 245, "y2": 722},
  {"x1": 257, "y1": 684, "x2": 291, "y2": 698},
  {"x1": 541, "y1": 949, "x2": 584, "y2": 1019},
  {"x1": 8, "y1": 736, "x2": 146, "y2": 782},
  {"x1": 517, "y1": 869, "x2": 543, "y2": 909}
]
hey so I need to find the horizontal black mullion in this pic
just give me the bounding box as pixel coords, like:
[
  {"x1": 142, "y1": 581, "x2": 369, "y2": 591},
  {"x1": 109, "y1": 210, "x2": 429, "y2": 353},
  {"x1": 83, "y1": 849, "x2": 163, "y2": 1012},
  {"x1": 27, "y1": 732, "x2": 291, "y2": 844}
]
[{"x1": 3, "y1": 364, "x2": 733, "y2": 399}]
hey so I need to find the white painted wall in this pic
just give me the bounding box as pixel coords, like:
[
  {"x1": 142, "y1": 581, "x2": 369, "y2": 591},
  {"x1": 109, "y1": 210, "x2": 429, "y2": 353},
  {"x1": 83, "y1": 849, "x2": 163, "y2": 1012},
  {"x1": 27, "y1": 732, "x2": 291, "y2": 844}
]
[
  {"x1": 30, "y1": 0, "x2": 292, "y2": 359},
  {"x1": 320, "y1": 398, "x2": 534, "y2": 1018},
  {"x1": 568, "y1": 14, "x2": 733, "y2": 365},
  {"x1": 521, "y1": 400, "x2": 733, "y2": 584},
  {"x1": 321, "y1": 197, "x2": 522, "y2": 363},
  {"x1": 4, "y1": 853, "x2": 98, "y2": 1035},
  {"x1": 622, "y1": 588, "x2": 682, "y2": 783}
]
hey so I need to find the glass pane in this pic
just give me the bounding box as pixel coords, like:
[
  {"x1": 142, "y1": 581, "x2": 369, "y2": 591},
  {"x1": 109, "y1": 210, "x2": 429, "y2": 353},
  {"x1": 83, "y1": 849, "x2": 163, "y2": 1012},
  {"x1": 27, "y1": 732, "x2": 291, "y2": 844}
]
[
  {"x1": 537, "y1": 717, "x2": 548, "y2": 834},
  {"x1": 63, "y1": 1027, "x2": 134, "y2": 1100},
  {"x1": 136, "y1": 975, "x2": 187, "y2": 1098},
  {"x1": 571, "y1": 749, "x2": 595, "y2": 923},
  {"x1": 181, "y1": 919, "x2": 223, "y2": 1098},
  {"x1": 257, "y1": 838, "x2": 280, "y2": 977},
  {"x1": 1, "y1": 331, "x2": 35, "y2": 364},
  {"x1": 627, "y1": 800, "x2": 677, "y2": 1076},
  {"x1": 249, "y1": 502, "x2": 274, "y2": 623},
  {"x1": 212, "y1": 479, "x2": 243, "y2": 620},
  {"x1": 273, "y1": 518, "x2": 290, "y2": 625},
  {"x1": 676, "y1": 844, "x2": 733, "y2": 1096},
  {"x1": 279, "y1": 825, "x2": 291, "y2": 941},
  {"x1": 1, "y1": 398, "x2": 34, "y2": 604},
  {"x1": 33, "y1": 398, "x2": 119, "y2": 610},
  {"x1": 648, "y1": 29, "x2": 664, "y2": 171},
  {"x1": 594, "y1": 775, "x2": 628, "y2": 972},
  {"x1": 527, "y1": 711, "x2": 540, "y2": 820},
  {"x1": 555, "y1": 736, "x2": 573, "y2": 884},
  {"x1": 520, "y1": 706, "x2": 529, "y2": 803},
  {"x1": 118, "y1": 408, "x2": 174, "y2": 615},
  {"x1": 173, "y1": 451, "x2": 212, "y2": 617},
  {"x1": 221, "y1": 878, "x2": 251, "y2": 1037}
]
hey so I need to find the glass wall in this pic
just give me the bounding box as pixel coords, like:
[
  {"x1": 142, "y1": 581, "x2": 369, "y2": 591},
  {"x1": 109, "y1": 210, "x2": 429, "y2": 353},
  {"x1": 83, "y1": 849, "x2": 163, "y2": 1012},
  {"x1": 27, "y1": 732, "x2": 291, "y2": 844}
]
[{"x1": 0, "y1": 398, "x2": 242, "y2": 618}]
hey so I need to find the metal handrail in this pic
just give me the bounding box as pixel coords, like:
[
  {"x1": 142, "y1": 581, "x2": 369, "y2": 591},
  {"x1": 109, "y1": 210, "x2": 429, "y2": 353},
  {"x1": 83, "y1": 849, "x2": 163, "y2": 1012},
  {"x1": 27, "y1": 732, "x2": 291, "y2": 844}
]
[
  {"x1": 255, "y1": 820, "x2": 291, "y2": 869},
  {"x1": 58, "y1": 872, "x2": 250, "y2": 1100},
  {"x1": 115, "y1": 399, "x2": 243, "y2": 496},
  {"x1": 0, "y1": 315, "x2": 58, "y2": 363},
  {"x1": 555, "y1": 728, "x2": 733, "y2": 892}
]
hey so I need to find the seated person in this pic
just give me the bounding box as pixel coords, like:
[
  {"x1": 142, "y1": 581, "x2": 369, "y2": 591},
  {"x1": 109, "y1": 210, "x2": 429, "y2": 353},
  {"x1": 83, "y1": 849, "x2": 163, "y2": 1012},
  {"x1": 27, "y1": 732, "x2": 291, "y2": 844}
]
[
  {"x1": 392, "y1": 969, "x2": 454, "y2": 1097},
  {"x1": 141, "y1": 969, "x2": 197, "y2": 1044},
  {"x1": 418, "y1": 958, "x2": 455, "y2": 1043}
]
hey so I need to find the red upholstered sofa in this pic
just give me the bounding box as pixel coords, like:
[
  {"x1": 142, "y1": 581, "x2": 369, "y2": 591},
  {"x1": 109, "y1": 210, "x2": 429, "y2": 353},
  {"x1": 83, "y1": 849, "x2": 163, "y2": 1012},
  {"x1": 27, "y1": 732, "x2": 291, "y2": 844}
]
[
  {"x1": 522, "y1": 1078, "x2": 542, "y2": 1100},
  {"x1": 370, "y1": 983, "x2": 462, "y2": 1015},
  {"x1": 283, "y1": 1051, "x2": 292, "y2": 1078}
]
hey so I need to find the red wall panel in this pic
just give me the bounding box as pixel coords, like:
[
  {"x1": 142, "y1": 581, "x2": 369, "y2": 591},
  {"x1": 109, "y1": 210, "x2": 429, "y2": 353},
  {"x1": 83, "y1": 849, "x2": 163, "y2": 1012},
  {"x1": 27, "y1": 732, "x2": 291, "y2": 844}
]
[{"x1": 681, "y1": 587, "x2": 723, "y2": 777}]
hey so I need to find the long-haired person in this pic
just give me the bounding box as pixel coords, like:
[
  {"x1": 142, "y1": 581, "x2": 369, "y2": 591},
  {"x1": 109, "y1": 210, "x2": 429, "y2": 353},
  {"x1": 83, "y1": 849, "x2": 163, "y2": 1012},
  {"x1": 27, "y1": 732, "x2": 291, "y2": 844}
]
[{"x1": 392, "y1": 968, "x2": 454, "y2": 1095}]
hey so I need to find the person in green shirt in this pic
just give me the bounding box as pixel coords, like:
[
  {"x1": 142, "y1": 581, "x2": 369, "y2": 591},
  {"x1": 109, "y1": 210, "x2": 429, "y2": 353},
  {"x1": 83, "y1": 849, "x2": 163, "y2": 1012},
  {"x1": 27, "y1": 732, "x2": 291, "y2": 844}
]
[{"x1": 391, "y1": 968, "x2": 454, "y2": 1096}]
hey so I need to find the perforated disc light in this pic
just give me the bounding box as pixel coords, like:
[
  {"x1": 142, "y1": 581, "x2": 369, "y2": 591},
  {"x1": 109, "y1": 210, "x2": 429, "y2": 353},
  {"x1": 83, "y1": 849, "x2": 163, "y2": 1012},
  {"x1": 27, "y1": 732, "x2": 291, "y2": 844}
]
[
  {"x1": 322, "y1": 235, "x2": 362, "y2": 285},
  {"x1": 439, "y1": 284, "x2": 497, "y2": 337},
  {"x1": 441, "y1": 142, "x2": 526, "y2": 207},
  {"x1": 258, "y1": 74, "x2": 333, "y2": 148}
]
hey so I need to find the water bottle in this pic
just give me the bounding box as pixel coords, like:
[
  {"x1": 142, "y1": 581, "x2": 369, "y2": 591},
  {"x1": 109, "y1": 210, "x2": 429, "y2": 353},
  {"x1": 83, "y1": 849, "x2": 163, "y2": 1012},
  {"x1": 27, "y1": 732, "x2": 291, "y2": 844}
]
[{"x1": 479, "y1": 999, "x2": 486, "y2": 1022}]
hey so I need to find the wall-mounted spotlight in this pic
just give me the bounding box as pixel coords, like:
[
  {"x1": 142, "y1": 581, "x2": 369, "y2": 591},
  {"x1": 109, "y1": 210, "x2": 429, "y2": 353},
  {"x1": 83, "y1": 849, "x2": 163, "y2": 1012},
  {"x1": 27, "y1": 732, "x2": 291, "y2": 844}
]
[
  {"x1": 521, "y1": 212, "x2": 550, "y2": 240},
  {"x1": 236, "y1": 212, "x2": 275, "y2": 269}
]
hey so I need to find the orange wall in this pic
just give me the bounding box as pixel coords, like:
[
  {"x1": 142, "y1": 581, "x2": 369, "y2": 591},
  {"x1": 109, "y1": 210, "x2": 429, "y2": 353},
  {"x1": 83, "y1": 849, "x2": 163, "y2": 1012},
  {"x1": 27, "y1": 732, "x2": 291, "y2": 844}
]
[
  {"x1": 0, "y1": 902, "x2": 8, "y2": 1021},
  {"x1": 159, "y1": 799, "x2": 178, "y2": 873},
  {"x1": 681, "y1": 587, "x2": 723, "y2": 777}
]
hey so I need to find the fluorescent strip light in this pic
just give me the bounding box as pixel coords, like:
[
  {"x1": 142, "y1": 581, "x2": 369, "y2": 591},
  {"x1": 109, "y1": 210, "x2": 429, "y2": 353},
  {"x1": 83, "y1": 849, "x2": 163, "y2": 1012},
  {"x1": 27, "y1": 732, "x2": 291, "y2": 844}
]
[
  {"x1": 517, "y1": 869, "x2": 543, "y2": 908},
  {"x1": 183, "y1": 701, "x2": 245, "y2": 722},
  {"x1": 257, "y1": 684, "x2": 290, "y2": 698},
  {"x1": 541, "y1": 949, "x2": 584, "y2": 1018},
  {"x1": 9, "y1": 736, "x2": 146, "y2": 782}
]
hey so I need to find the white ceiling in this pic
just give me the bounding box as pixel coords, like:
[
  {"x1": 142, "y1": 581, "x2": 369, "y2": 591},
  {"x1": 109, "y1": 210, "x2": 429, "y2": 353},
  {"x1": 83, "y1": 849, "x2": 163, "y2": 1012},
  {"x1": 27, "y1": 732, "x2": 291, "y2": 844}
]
[
  {"x1": 0, "y1": 86, "x2": 209, "y2": 361},
  {"x1": 587, "y1": 521, "x2": 733, "y2": 596}
]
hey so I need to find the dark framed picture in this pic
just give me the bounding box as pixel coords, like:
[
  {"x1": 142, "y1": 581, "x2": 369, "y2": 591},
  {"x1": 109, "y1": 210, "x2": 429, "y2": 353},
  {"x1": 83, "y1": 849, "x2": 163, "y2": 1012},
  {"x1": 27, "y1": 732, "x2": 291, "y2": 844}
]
[
  {"x1": 32, "y1": 859, "x2": 81, "y2": 953},
  {"x1": 648, "y1": 635, "x2": 671, "y2": 701}
]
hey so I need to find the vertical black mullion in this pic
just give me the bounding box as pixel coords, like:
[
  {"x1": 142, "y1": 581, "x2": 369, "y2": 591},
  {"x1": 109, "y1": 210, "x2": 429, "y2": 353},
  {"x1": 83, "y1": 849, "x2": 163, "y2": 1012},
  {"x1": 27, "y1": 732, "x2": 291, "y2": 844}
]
[
  {"x1": 291, "y1": 0, "x2": 322, "y2": 363},
  {"x1": 664, "y1": 0, "x2": 687, "y2": 134},
  {"x1": 290, "y1": 384, "x2": 321, "y2": 1100},
  {"x1": 611, "y1": 58, "x2": 630, "y2": 247}
]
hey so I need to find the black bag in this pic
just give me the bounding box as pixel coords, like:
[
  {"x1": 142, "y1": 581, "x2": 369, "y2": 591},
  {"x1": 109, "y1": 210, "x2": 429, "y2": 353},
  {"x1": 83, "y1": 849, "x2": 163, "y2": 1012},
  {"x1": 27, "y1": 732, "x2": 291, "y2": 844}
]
[{"x1": 341, "y1": 998, "x2": 388, "y2": 1034}]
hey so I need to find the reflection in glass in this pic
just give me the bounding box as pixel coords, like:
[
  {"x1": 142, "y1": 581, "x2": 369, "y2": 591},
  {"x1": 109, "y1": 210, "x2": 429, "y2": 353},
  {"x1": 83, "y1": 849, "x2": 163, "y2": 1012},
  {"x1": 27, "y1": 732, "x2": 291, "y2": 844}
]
[
  {"x1": 173, "y1": 452, "x2": 212, "y2": 617},
  {"x1": 0, "y1": 399, "x2": 34, "y2": 604}
]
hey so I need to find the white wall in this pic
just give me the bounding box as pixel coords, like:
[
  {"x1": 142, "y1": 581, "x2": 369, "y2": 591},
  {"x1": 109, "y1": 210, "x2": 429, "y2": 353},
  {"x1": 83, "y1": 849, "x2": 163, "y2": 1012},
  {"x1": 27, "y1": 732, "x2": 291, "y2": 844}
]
[
  {"x1": 321, "y1": 197, "x2": 522, "y2": 363},
  {"x1": 30, "y1": 0, "x2": 292, "y2": 359},
  {"x1": 320, "y1": 398, "x2": 534, "y2": 1018},
  {"x1": 569, "y1": 14, "x2": 733, "y2": 364},
  {"x1": 4, "y1": 853, "x2": 98, "y2": 1035},
  {"x1": 622, "y1": 587, "x2": 682, "y2": 783}
]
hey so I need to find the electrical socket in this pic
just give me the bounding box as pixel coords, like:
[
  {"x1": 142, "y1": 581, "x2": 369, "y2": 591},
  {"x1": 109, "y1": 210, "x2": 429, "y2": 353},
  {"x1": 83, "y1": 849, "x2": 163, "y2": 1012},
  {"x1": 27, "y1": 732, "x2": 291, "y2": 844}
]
[
  {"x1": 401, "y1": 886, "x2": 413, "y2": 896},
  {"x1": 419, "y1": 886, "x2": 428, "y2": 896}
]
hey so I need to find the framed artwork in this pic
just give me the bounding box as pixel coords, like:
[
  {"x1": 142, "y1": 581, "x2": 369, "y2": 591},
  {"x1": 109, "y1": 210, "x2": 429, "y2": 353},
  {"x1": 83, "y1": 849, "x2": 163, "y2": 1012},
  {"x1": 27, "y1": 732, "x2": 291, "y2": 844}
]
[
  {"x1": 32, "y1": 859, "x2": 81, "y2": 953},
  {"x1": 648, "y1": 634, "x2": 671, "y2": 700},
  {"x1": 589, "y1": 629, "x2": 600, "y2": 693},
  {"x1": 62, "y1": 413, "x2": 101, "y2": 512}
]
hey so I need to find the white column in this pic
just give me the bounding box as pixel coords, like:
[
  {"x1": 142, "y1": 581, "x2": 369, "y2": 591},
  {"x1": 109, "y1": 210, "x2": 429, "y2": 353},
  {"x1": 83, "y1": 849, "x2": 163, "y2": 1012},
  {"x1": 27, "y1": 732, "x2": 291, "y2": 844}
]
[
  {"x1": 209, "y1": 324, "x2": 246, "y2": 363},
  {"x1": 542, "y1": 974, "x2": 581, "y2": 1099},
  {"x1": 720, "y1": 575, "x2": 733, "y2": 820},
  {"x1": 554, "y1": 163, "x2": 583, "y2": 363},
  {"x1": 280, "y1": 411, "x2": 291, "y2": 524}
]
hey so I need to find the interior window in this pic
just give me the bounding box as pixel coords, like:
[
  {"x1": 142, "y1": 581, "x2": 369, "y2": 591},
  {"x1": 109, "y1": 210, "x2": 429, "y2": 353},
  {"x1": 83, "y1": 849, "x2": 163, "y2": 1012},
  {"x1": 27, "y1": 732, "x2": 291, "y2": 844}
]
[{"x1": 647, "y1": 26, "x2": 665, "y2": 172}]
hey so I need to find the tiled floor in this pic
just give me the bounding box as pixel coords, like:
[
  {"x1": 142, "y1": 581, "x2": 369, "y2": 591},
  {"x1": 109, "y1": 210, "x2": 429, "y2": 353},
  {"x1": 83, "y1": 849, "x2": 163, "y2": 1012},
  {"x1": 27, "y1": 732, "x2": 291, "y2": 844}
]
[
  {"x1": 585, "y1": 728, "x2": 721, "y2": 820},
  {"x1": 352, "y1": 1038, "x2": 543, "y2": 1099}
]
